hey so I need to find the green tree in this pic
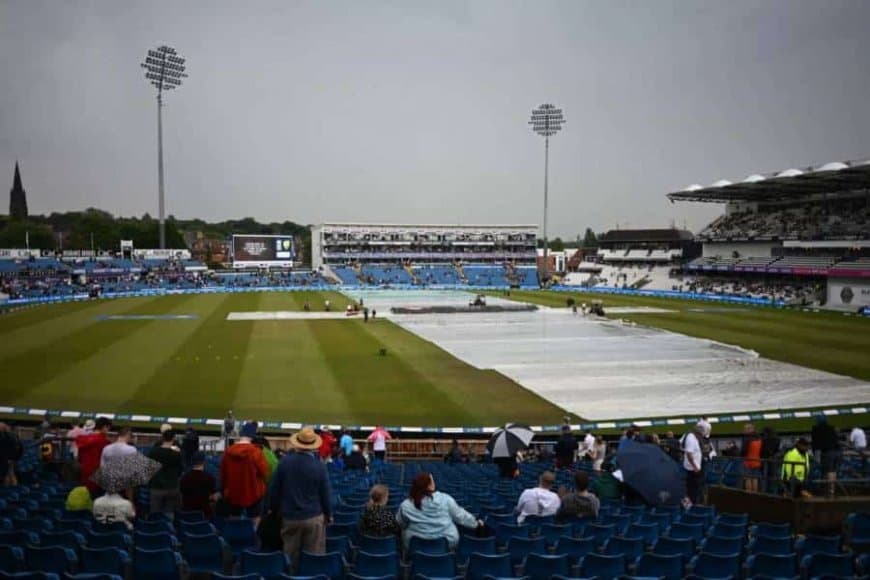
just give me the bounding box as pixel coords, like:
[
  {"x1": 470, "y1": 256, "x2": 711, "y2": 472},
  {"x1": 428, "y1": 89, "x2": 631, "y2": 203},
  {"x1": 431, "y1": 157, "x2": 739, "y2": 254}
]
[
  {"x1": 582, "y1": 227, "x2": 598, "y2": 248},
  {"x1": 550, "y1": 237, "x2": 565, "y2": 252}
]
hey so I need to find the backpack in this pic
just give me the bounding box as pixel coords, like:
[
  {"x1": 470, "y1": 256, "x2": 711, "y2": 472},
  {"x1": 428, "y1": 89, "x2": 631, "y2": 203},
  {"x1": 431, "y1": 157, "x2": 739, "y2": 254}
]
[{"x1": 680, "y1": 432, "x2": 712, "y2": 465}]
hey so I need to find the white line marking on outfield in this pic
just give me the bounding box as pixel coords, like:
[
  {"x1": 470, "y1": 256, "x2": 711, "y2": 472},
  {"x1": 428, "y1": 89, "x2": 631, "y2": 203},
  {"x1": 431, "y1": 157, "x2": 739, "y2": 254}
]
[{"x1": 226, "y1": 311, "x2": 363, "y2": 321}]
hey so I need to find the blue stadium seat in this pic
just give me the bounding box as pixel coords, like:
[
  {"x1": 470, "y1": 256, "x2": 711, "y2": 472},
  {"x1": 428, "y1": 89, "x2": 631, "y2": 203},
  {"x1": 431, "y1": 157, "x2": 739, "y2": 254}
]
[
  {"x1": 354, "y1": 551, "x2": 399, "y2": 578},
  {"x1": 91, "y1": 522, "x2": 128, "y2": 535},
  {"x1": 175, "y1": 510, "x2": 207, "y2": 524},
  {"x1": 85, "y1": 531, "x2": 129, "y2": 551},
  {"x1": 79, "y1": 547, "x2": 130, "y2": 576},
  {"x1": 687, "y1": 505, "x2": 716, "y2": 526},
  {"x1": 408, "y1": 536, "x2": 449, "y2": 556},
  {"x1": 0, "y1": 530, "x2": 40, "y2": 547},
  {"x1": 65, "y1": 574, "x2": 125, "y2": 580},
  {"x1": 707, "y1": 522, "x2": 746, "y2": 539},
  {"x1": 749, "y1": 522, "x2": 791, "y2": 539},
  {"x1": 409, "y1": 551, "x2": 456, "y2": 579},
  {"x1": 357, "y1": 535, "x2": 398, "y2": 555},
  {"x1": 634, "y1": 552, "x2": 684, "y2": 580},
  {"x1": 794, "y1": 534, "x2": 841, "y2": 558},
  {"x1": 640, "y1": 512, "x2": 674, "y2": 533},
  {"x1": 627, "y1": 522, "x2": 660, "y2": 547},
  {"x1": 39, "y1": 531, "x2": 85, "y2": 552},
  {"x1": 25, "y1": 546, "x2": 78, "y2": 575},
  {"x1": 133, "y1": 530, "x2": 178, "y2": 550},
  {"x1": 239, "y1": 549, "x2": 291, "y2": 579},
  {"x1": 538, "y1": 523, "x2": 572, "y2": 548},
  {"x1": 219, "y1": 519, "x2": 258, "y2": 556},
  {"x1": 521, "y1": 553, "x2": 569, "y2": 580},
  {"x1": 506, "y1": 536, "x2": 545, "y2": 567},
  {"x1": 0, "y1": 545, "x2": 24, "y2": 573},
  {"x1": 601, "y1": 514, "x2": 632, "y2": 535},
  {"x1": 669, "y1": 522, "x2": 706, "y2": 542},
  {"x1": 178, "y1": 520, "x2": 218, "y2": 536},
  {"x1": 15, "y1": 518, "x2": 54, "y2": 533},
  {"x1": 744, "y1": 552, "x2": 797, "y2": 579},
  {"x1": 553, "y1": 536, "x2": 596, "y2": 566},
  {"x1": 523, "y1": 514, "x2": 555, "y2": 533},
  {"x1": 687, "y1": 552, "x2": 741, "y2": 579},
  {"x1": 134, "y1": 520, "x2": 173, "y2": 535},
  {"x1": 680, "y1": 513, "x2": 709, "y2": 528},
  {"x1": 801, "y1": 552, "x2": 854, "y2": 578},
  {"x1": 465, "y1": 553, "x2": 512, "y2": 580},
  {"x1": 212, "y1": 574, "x2": 261, "y2": 580},
  {"x1": 846, "y1": 512, "x2": 870, "y2": 550},
  {"x1": 61, "y1": 510, "x2": 94, "y2": 522},
  {"x1": 456, "y1": 535, "x2": 496, "y2": 566},
  {"x1": 0, "y1": 574, "x2": 60, "y2": 580},
  {"x1": 53, "y1": 521, "x2": 92, "y2": 536},
  {"x1": 698, "y1": 535, "x2": 743, "y2": 556},
  {"x1": 578, "y1": 553, "x2": 625, "y2": 579},
  {"x1": 746, "y1": 534, "x2": 793, "y2": 556},
  {"x1": 182, "y1": 533, "x2": 228, "y2": 575},
  {"x1": 326, "y1": 536, "x2": 352, "y2": 560},
  {"x1": 715, "y1": 513, "x2": 749, "y2": 527},
  {"x1": 582, "y1": 523, "x2": 616, "y2": 548},
  {"x1": 297, "y1": 551, "x2": 345, "y2": 580},
  {"x1": 494, "y1": 524, "x2": 529, "y2": 548},
  {"x1": 602, "y1": 535, "x2": 644, "y2": 561}
]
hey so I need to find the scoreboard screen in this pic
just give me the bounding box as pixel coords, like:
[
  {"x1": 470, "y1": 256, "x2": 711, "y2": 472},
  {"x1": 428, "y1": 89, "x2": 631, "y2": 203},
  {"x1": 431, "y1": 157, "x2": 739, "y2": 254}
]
[{"x1": 232, "y1": 235, "x2": 296, "y2": 263}]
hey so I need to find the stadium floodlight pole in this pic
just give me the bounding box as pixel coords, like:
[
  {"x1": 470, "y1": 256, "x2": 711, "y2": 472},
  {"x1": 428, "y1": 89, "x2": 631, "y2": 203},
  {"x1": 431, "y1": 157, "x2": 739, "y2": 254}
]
[
  {"x1": 141, "y1": 45, "x2": 187, "y2": 249},
  {"x1": 529, "y1": 103, "x2": 565, "y2": 281}
]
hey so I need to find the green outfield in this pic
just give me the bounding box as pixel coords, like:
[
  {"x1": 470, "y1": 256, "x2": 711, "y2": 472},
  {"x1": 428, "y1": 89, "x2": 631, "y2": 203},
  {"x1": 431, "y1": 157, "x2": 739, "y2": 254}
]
[{"x1": 0, "y1": 291, "x2": 566, "y2": 427}]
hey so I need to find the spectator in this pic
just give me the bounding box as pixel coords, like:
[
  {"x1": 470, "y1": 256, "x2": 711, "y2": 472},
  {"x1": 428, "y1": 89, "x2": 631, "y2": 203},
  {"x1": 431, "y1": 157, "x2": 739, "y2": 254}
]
[
  {"x1": 318, "y1": 429, "x2": 336, "y2": 463},
  {"x1": 782, "y1": 438, "x2": 811, "y2": 498},
  {"x1": 270, "y1": 427, "x2": 332, "y2": 572},
  {"x1": 181, "y1": 428, "x2": 200, "y2": 471},
  {"x1": 741, "y1": 424, "x2": 762, "y2": 493},
  {"x1": 681, "y1": 423, "x2": 704, "y2": 505},
  {"x1": 148, "y1": 429, "x2": 183, "y2": 518},
  {"x1": 93, "y1": 490, "x2": 136, "y2": 530},
  {"x1": 618, "y1": 426, "x2": 637, "y2": 452},
  {"x1": 556, "y1": 471, "x2": 600, "y2": 521},
  {"x1": 579, "y1": 430, "x2": 596, "y2": 464},
  {"x1": 760, "y1": 427, "x2": 781, "y2": 492},
  {"x1": 591, "y1": 463, "x2": 622, "y2": 502},
  {"x1": 850, "y1": 426, "x2": 866, "y2": 451},
  {"x1": 157, "y1": 423, "x2": 180, "y2": 451},
  {"x1": 811, "y1": 415, "x2": 840, "y2": 496},
  {"x1": 395, "y1": 472, "x2": 482, "y2": 550},
  {"x1": 367, "y1": 425, "x2": 392, "y2": 461},
  {"x1": 661, "y1": 430, "x2": 682, "y2": 464},
  {"x1": 446, "y1": 439, "x2": 464, "y2": 464},
  {"x1": 221, "y1": 422, "x2": 269, "y2": 525},
  {"x1": 0, "y1": 423, "x2": 22, "y2": 486},
  {"x1": 593, "y1": 437, "x2": 607, "y2": 471},
  {"x1": 515, "y1": 471, "x2": 560, "y2": 524},
  {"x1": 360, "y1": 484, "x2": 399, "y2": 537},
  {"x1": 180, "y1": 452, "x2": 217, "y2": 517},
  {"x1": 101, "y1": 426, "x2": 137, "y2": 465},
  {"x1": 67, "y1": 422, "x2": 85, "y2": 459},
  {"x1": 222, "y1": 410, "x2": 237, "y2": 446},
  {"x1": 254, "y1": 435, "x2": 278, "y2": 484},
  {"x1": 697, "y1": 416, "x2": 712, "y2": 439},
  {"x1": 34, "y1": 413, "x2": 51, "y2": 440},
  {"x1": 721, "y1": 441, "x2": 740, "y2": 458},
  {"x1": 339, "y1": 429, "x2": 354, "y2": 458},
  {"x1": 77, "y1": 417, "x2": 112, "y2": 493},
  {"x1": 345, "y1": 444, "x2": 368, "y2": 471},
  {"x1": 494, "y1": 453, "x2": 519, "y2": 479},
  {"x1": 65, "y1": 485, "x2": 93, "y2": 512},
  {"x1": 554, "y1": 425, "x2": 578, "y2": 469}
]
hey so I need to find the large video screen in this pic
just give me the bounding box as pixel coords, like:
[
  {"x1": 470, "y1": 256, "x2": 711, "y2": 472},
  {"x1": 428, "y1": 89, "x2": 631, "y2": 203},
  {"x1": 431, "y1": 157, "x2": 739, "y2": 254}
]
[{"x1": 232, "y1": 235, "x2": 296, "y2": 262}]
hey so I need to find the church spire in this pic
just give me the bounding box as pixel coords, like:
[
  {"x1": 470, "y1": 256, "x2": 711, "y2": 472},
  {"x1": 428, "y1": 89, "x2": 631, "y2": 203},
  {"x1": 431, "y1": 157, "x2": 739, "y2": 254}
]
[{"x1": 9, "y1": 161, "x2": 28, "y2": 220}]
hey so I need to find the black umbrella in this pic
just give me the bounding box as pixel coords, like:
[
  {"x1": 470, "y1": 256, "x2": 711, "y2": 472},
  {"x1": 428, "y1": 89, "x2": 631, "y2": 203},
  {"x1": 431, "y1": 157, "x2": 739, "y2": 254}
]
[
  {"x1": 487, "y1": 423, "x2": 535, "y2": 459},
  {"x1": 90, "y1": 452, "x2": 162, "y2": 493},
  {"x1": 615, "y1": 439, "x2": 685, "y2": 506}
]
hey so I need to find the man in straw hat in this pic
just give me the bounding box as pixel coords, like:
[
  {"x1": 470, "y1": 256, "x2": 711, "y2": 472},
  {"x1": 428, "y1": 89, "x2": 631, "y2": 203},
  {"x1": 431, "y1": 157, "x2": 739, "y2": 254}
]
[{"x1": 270, "y1": 426, "x2": 333, "y2": 571}]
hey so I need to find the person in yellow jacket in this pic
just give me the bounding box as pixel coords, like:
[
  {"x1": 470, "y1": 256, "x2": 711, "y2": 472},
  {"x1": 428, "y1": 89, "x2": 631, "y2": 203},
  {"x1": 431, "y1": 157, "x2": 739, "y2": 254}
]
[{"x1": 781, "y1": 438, "x2": 811, "y2": 497}]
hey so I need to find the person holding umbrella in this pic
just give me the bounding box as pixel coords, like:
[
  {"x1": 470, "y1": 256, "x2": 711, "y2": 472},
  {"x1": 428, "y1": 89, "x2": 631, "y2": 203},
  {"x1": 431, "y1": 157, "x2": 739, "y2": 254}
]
[{"x1": 488, "y1": 423, "x2": 535, "y2": 479}]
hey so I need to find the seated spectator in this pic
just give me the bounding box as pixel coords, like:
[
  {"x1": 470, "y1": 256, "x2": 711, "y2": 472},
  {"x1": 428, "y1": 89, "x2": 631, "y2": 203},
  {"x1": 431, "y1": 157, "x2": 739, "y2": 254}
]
[
  {"x1": 556, "y1": 471, "x2": 600, "y2": 520},
  {"x1": 93, "y1": 490, "x2": 136, "y2": 530},
  {"x1": 360, "y1": 484, "x2": 399, "y2": 537},
  {"x1": 515, "y1": 471, "x2": 560, "y2": 524},
  {"x1": 345, "y1": 444, "x2": 368, "y2": 471},
  {"x1": 180, "y1": 452, "x2": 217, "y2": 517},
  {"x1": 65, "y1": 485, "x2": 94, "y2": 512},
  {"x1": 396, "y1": 472, "x2": 482, "y2": 550}
]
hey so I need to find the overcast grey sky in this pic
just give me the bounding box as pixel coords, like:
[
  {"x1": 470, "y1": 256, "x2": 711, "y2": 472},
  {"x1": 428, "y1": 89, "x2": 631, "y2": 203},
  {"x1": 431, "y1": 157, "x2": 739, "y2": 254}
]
[{"x1": 2, "y1": 0, "x2": 870, "y2": 238}]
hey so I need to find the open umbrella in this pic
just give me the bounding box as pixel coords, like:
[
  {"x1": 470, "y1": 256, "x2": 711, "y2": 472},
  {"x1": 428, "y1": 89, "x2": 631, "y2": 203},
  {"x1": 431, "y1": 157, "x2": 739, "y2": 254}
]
[
  {"x1": 90, "y1": 452, "x2": 162, "y2": 493},
  {"x1": 615, "y1": 439, "x2": 685, "y2": 506},
  {"x1": 487, "y1": 423, "x2": 535, "y2": 459}
]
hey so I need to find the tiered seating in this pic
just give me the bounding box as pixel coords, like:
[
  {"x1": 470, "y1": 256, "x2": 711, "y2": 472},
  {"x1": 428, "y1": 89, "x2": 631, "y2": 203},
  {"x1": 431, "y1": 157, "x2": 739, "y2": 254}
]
[
  {"x1": 463, "y1": 266, "x2": 509, "y2": 286},
  {"x1": 360, "y1": 265, "x2": 413, "y2": 285},
  {"x1": 413, "y1": 264, "x2": 462, "y2": 285},
  {"x1": 774, "y1": 255, "x2": 838, "y2": 269},
  {"x1": 330, "y1": 266, "x2": 361, "y2": 286}
]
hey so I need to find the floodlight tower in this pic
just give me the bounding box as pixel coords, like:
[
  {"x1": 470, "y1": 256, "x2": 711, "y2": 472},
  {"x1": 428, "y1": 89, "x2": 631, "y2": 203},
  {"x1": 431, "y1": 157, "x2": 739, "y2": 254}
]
[
  {"x1": 529, "y1": 103, "x2": 565, "y2": 281},
  {"x1": 141, "y1": 45, "x2": 187, "y2": 249}
]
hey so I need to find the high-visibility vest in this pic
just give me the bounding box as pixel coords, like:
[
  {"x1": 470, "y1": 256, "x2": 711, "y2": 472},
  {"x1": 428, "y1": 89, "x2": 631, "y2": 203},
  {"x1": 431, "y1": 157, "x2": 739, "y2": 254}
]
[{"x1": 781, "y1": 448, "x2": 809, "y2": 481}]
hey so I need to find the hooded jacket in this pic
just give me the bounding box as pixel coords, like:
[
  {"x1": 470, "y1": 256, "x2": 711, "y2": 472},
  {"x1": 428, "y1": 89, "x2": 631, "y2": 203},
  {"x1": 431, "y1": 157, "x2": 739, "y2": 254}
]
[{"x1": 220, "y1": 441, "x2": 268, "y2": 507}]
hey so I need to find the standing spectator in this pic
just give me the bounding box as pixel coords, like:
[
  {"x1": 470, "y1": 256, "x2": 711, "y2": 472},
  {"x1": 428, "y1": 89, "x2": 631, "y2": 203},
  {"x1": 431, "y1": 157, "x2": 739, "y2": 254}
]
[
  {"x1": 446, "y1": 439, "x2": 464, "y2": 464},
  {"x1": 681, "y1": 424, "x2": 704, "y2": 505},
  {"x1": 181, "y1": 428, "x2": 200, "y2": 471},
  {"x1": 318, "y1": 429, "x2": 336, "y2": 463},
  {"x1": 554, "y1": 426, "x2": 578, "y2": 470},
  {"x1": 0, "y1": 423, "x2": 22, "y2": 487},
  {"x1": 781, "y1": 438, "x2": 811, "y2": 498},
  {"x1": 593, "y1": 437, "x2": 607, "y2": 472},
  {"x1": 34, "y1": 413, "x2": 51, "y2": 441},
  {"x1": 741, "y1": 424, "x2": 762, "y2": 493},
  {"x1": 395, "y1": 472, "x2": 481, "y2": 550},
  {"x1": 180, "y1": 452, "x2": 217, "y2": 517},
  {"x1": 93, "y1": 490, "x2": 136, "y2": 530},
  {"x1": 360, "y1": 484, "x2": 399, "y2": 537},
  {"x1": 811, "y1": 415, "x2": 840, "y2": 496},
  {"x1": 697, "y1": 416, "x2": 712, "y2": 439},
  {"x1": 617, "y1": 426, "x2": 637, "y2": 452},
  {"x1": 345, "y1": 444, "x2": 368, "y2": 471},
  {"x1": 662, "y1": 431, "x2": 682, "y2": 464},
  {"x1": 556, "y1": 471, "x2": 600, "y2": 521},
  {"x1": 850, "y1": 426, "x2": 866, "y2": 451},
  {"x1": 254, "y1": 436, "x2": 278, "y2": 484},
  {"x1": 67, "y1": 422, "x2": 85, "y2": 459},
  {"x1": 579, "y1": 430, "x2": 596, "y2": 464},
  {"x1": 367, "y1": 425, "x2": 392, "y2": 461},
  {"x1": 221, "y1": 422, "x2": 269, "y2": 525},
  {"x1": 339, "y1": 429, "x2": 354, "y2": 458},
  {"x1": 515, "y1": 471, "x2": 560, "y2": 524},
  {"x1": 222, "y1": 410, "x2": 237, "y2": 447},
  {"x1": 101, "y1": 427, "x2": 137, "y2": 465},
  {"x1": 494, "y1": 453, "x2": 519, "y2": 479},
  {"x1": 77, "y1": 417, "x2": 112, "y2": 493},
  {"x1": 760, "y1": 427, "x2": 782, "y2": 492},
  {"x1": 270, "y1": 427, "x2": 332, "y2": 572},
  {"x1": 148, "y1": 429, "x2": 183, "y2": 518}
]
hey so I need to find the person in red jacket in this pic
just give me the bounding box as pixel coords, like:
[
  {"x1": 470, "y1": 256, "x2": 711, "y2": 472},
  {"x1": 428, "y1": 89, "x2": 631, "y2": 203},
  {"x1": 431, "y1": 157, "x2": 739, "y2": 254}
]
[
  {"x1": 318, "y1": 429, "x2": 336, "y2": 463},
  {"x1": 76, "y1": 417, "x2": 112, "y2": 494},
  {"x1": 220, "y1": 421, "x2": 268, "y2": 526}
]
